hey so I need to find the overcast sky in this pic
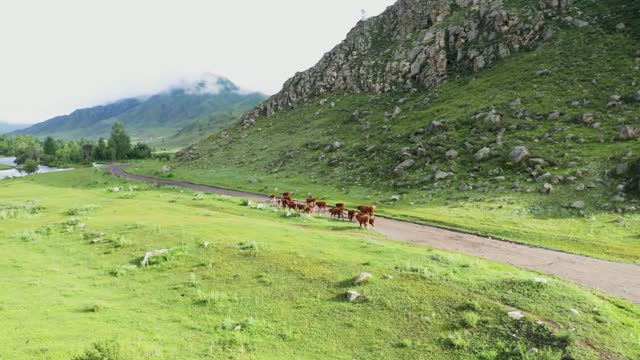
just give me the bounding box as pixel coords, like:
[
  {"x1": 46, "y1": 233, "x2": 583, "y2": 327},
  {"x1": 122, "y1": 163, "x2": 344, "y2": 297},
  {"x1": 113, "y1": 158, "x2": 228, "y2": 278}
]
[{"x1": 0, "y1": 0, "x2": 396, "y2": 124}]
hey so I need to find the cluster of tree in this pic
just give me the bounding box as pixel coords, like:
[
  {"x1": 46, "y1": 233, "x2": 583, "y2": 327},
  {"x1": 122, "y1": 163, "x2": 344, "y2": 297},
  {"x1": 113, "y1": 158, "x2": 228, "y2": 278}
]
[{"x1": 0, "y1": 122, "x2": 153, "y2": 167}]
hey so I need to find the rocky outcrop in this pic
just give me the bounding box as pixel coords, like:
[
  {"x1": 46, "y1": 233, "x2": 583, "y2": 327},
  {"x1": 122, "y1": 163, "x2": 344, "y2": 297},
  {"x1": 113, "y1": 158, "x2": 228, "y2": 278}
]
[{"x1": 242, "y1": 0, "x2": 571, "y2": 127}]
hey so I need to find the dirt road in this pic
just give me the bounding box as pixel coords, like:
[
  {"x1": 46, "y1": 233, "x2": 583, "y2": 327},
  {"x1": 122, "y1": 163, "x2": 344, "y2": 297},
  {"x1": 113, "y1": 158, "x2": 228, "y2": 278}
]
[{"x1": 109, "y1": 164, "x2": 640, "y2": 304}]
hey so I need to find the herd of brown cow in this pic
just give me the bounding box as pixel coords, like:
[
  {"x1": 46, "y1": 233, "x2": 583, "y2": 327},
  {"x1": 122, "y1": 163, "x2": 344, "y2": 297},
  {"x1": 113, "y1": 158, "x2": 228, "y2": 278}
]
[{"x1": 268, "y1": 192, "x2": 376, "y2": 228}]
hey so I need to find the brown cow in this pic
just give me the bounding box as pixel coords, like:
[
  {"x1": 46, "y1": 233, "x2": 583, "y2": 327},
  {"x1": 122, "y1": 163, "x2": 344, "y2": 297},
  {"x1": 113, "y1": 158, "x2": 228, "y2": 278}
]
[
  {"x1": 304, "y1": 205, "x2": 314, "y2": 214},
  {"x1": 329, "y1": 207, "x2": 345, "y2": 220},
  {"x1": 335, "y1": 203, "x2": 345, "y2": 209},
  {"x1": 268, "y1": 194, "x2": 277, "y2": 204},
  {"x1": 357, "y1": 205, "x2": 376, "y2": 216},
  {"x1": 347, "y1": 209, "x2": 357, "y2": 222},
  {"x1": 282, "y1": 192, "x2": 291, "y2": 198},
  {"x1": 355, "y1": 213, "x2": 375, "y2": 228},
  {"x1": 316, "y1": 201, "x2": 328, "y2": 212},
  {"x1": 296, "y1": 203, "x2": 306, "y2": 211},
  {"x1": 306, "y1": 197, "x2": 316, "y2": 206}
]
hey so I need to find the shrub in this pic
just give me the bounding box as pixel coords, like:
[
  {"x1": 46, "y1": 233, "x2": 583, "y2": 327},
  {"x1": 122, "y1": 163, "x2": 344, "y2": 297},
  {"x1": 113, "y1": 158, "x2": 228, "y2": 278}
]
[
  {"x1": 461, "y1": 312, "x2": 481, "y2": 328},
  {"x1": 66, "y1": 205, "x2": 101, "y2": 216},
  {"x1": 74, "y1": 340, "x2": 127, "y2": 360},
  {"x1": 114, "y1": 236, "x2": 134, "y2": 248},
  {"x1": 444, "y1": 332, "x2": 468, "y2": 349}
]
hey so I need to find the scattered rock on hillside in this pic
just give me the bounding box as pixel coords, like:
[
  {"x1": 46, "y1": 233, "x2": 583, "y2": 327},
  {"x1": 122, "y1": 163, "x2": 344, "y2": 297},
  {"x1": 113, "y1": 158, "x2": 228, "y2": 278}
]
[
  {"x1": 435, "y1": 170, "x2": 450, "y2": 180},
  {"x1": 394, "y1": 159, "x2": 416, "y2": 174},
  {"x1": 427, "y1": 120, "x2": 446, "y2": 134},
  {"x1": 508, "y1": 310, "x2": 525, "y2": 320},
  {"x1": 619, "y1": 126, "x2": 640, "y2": 140},
  {"x1": 574, "y1": 113, "x2": 594, "y2": 124},
  {"x1": 354, "y1": 272, "x2": 372, "y2": 285},
  {"x1": 332, "y1": 141, "x2": 343, "y2": 150},
  {"x1": 390, "y1": 195, "x2": 401, "y2": 202},
  {"x1": 474, "y1": 147, "x2": 491, "y2": 161},
  {"x1": 630, "y1": 91, "x2": 640, "y2": 102},
  {"x1": 610, "y1": 195, "x2": 626, "y2": 203},
  {"x1": 542, "y1": 183, "x2": 553, "y2": 194},
  {"x1": 616, "y1": 23, "x2": 626, "y2": 31},
  {"x1": 536, "y1": 69, "x2": 553, "y2": 76},
  {"x1": 161, "y1": 165, "x2": 171, "y2": 173},
  {"x1": 547, "y1": 111, "x2": 561, "y2": 120},
  {"x1": 509, "y1": 146, "x2": 530, "y2": 164},
  {"x1": 346, "y1": 290, "x2": 362, "y2": 302},
  {"x1": 570, "y1": 201, "x2": 585, "y2": 209},
  {"x1": 446, "y1": 149, "x2": 459, "y2": 160}
]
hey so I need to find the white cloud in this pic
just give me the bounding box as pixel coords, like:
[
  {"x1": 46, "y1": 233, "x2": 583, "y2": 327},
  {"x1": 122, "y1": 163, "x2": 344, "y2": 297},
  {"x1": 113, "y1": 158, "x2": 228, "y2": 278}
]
[{"x1": 0, "y1": 0, "x2": 396, "y2": 124}]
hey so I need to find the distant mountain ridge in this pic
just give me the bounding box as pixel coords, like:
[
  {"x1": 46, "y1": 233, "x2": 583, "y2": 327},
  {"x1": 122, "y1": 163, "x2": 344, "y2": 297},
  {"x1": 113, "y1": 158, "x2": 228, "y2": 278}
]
[
  {"x1": 15, "y1": 74, "x2": 267, "y2": 147},
  {"x1": 0, "y1": 122, "x2": 29, "y2": 134}
]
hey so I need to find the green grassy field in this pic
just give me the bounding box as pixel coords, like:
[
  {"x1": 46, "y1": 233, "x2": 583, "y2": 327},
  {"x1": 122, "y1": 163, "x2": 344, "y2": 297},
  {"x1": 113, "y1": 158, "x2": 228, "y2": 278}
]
[
  {"x1": 1, "y1": 169, "x2": 639, "y2": 359},
  {"x1": 0, "y1": 163, "x2": 14, "y2": 170}
]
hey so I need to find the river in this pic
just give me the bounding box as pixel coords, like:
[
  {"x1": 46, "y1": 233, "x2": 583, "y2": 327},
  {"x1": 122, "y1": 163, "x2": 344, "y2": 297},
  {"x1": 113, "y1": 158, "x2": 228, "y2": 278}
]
[{"x1": 0, "y1": 157, "x2": 73, "y2": 180}]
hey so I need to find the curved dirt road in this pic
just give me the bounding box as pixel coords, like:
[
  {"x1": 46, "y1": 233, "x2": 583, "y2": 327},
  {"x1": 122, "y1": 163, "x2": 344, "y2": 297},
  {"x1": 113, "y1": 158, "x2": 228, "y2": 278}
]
[{"x1": 109, "y1": 164, "x2": 640, "y2": 304}]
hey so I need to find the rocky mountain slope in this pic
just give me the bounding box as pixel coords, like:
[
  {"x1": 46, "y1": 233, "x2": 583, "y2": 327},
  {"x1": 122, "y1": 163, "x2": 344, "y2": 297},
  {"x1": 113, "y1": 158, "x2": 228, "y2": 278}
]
[
  {"x1": 170, "y1": 0, "x2": 640, "y2": 260},
  {"x1": 241, "y1": 0, "x2": 573, "y2": 126},
  {"x1": 0, "y1": 122, "x2": 29, "y2": 134},
  {"x1": 15, "y1": 75, "x2": 267, "y2": 147}
]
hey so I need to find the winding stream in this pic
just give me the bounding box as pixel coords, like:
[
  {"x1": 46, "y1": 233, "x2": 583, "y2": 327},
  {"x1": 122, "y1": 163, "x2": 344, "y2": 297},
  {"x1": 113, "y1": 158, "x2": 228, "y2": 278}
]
[{"x1": 0, "y1": 157, "x2": 72, "y2": 180}]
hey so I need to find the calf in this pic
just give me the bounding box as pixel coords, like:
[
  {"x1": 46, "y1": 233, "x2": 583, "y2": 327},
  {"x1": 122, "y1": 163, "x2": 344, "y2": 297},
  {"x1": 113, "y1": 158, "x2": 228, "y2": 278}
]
[
  {"x1": 306, "y1": 197, "x2": 316, "y2": 206},
  {"x1": 347, "y1": 209, "x2": 357, "y2": 222},
  {"x1": 335, "y1": 203, "x2": 345, "y2": 209},
  {"x1": 304, "y1": 205, "x2": 314, "y2": 214},
  {"x1": 268, "y1": 194, "x2": 277, "y2": 204}
]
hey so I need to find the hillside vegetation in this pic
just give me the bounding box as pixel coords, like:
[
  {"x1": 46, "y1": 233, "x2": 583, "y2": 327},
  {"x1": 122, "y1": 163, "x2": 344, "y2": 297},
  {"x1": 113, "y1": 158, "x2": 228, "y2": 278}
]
[
  {"x1": 156, "y1": 0, "x2": 640, "y2": 262},
  {"x1": 0, "y1": 169, "x2": 639, "y2": 359}
]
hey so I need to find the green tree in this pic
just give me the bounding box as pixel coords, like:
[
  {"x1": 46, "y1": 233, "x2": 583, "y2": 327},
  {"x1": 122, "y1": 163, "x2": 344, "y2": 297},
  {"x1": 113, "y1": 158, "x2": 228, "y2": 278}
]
[
  {"x1": 108, "y1": 122, "x2": 131, "y2": 160},
  {"x1": 43, "y1": 136, "x2": 57, "y2": 156},
  {"x1": 129, "y1": 143, "x2": 152, "y2": 159},
  {"x1": 22, "y1": 159, "x2": 39, "y2": 174},
  {"x1": 95, "y1": 137, "x2": 109, "y2": 161}
]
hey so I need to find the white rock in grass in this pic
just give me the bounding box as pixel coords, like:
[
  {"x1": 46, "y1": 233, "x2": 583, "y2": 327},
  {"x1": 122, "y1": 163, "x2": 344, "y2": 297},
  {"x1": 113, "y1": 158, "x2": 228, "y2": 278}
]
[
  {"x1": 533, "y1": 277, "x2": 548, "y2": 284},
  {"x1": 570, "y1": 308, "x2": 580, "y2": 315},
  {"x1": 201, "y1": 242, "x2": 210, "y2": 248},
  {"x1": 346, "y1": 290, "x2": 362, "y2": 302},
  {"x1": 508, "y1": 311, "x2": 525, "y2": 320},
  {"x1": 140, "y1": 249, "x2": 170, "y2": 267},
  {"x1": 256, "y1": 203, "x2": 265, "y2": 210},
  {"x1": 354, "y1": 272, "x2": 372, "y2": 284}
]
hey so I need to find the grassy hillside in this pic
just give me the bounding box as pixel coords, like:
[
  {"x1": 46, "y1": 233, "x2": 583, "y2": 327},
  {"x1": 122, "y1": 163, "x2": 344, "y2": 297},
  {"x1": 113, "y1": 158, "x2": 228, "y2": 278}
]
[
  {"x1": 145, "y1": 0, "x2": 640, "y2": 263},
  {"x1": 15, "y1": 76, "x2": 267, "y2": 148},
  {"x1": 1, "y1": 169, "x2": 639, "y2": 359}
]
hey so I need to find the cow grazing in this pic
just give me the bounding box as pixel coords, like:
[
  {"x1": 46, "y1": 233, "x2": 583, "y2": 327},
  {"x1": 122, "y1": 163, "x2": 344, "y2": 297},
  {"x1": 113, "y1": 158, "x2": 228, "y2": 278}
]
[
  {"x1": 357, "y1": 205, "x2": 376, "y2": 216},
  {"x1": 304, "y1": 205, "x2": 314, "y2": 214},
  {"x1": 306, "y1": 197, "x2": 316, "y2": 206},
  {"x1": 335, "y1": 203, "x2": 345, "y2": 209},
  {"x1": 296, "y1": 203, "x2": 306, "y2": 211},
  {"x1": 355, "y1": 213, "x2": 374, "y2": 228},
  {"x1": 282, "y1": 192, "x2": 291, "y2": 198}
]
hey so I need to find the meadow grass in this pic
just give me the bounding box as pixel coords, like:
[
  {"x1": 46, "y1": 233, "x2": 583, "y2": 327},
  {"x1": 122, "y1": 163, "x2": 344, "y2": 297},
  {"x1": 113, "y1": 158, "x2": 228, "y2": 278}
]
[
  {"x1": 0, "y1": 163, "x2": 14, "y2": 170},
  {"x1": 0, "y1": 168, "x2": 638, "y2": 359}
]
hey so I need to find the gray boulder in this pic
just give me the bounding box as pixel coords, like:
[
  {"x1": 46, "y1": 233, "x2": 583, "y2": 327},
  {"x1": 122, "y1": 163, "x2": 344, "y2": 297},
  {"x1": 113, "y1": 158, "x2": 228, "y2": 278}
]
[
  {"x1": 394, "y1": 159, "x2": 416, "y2": 174},
  {"x1": 435, "y1": 170, "x2": 450, "y2": 181},
  {"x1": 570, "y1": 201, "x2": 585, "y2": 209},
  {"x1": 474, "y1": 147, "x2": 491, "y2": 161},
  {"x1": 509, "y1": 146, "x2": 530, "y2": 164},
  {"x1": 446, "y1": 149, "x2": 459, "y2": 160}
]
